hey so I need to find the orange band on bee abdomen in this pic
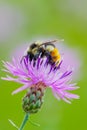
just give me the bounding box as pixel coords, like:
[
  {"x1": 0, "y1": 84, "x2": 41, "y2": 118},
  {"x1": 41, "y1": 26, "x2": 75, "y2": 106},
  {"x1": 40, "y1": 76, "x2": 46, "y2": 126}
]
[{"x1": 50, "y1": 48, "x2": 61, "y2": 62}]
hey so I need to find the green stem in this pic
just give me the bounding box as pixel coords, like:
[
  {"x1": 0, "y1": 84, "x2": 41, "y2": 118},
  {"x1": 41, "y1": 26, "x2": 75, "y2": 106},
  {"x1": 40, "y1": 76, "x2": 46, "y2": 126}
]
[{"x1": 19, "y1": 113, "x2": 29, "y2": 130}]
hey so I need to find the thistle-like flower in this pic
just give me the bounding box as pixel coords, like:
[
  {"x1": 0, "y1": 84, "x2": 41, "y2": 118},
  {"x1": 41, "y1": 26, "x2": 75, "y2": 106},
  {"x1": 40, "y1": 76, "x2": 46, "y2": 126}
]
[
  {"x1": 2, "y1": 56, "x2": 79, "y2": 103},
  {"x1": 2, "y1": 40, "x2": 79, "y2": 129}
]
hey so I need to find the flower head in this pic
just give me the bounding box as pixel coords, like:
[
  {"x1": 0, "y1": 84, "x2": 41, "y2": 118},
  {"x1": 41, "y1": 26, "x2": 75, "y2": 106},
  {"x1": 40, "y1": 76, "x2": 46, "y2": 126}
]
[{"x1": 2, "y1": 53, "x2": 79, "y2": 103}]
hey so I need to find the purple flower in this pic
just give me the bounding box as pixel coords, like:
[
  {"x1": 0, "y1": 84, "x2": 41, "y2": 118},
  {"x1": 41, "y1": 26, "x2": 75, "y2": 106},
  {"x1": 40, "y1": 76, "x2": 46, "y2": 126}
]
[{"x1": 2, "y1": 55, "x2": 79, "y2": 104}]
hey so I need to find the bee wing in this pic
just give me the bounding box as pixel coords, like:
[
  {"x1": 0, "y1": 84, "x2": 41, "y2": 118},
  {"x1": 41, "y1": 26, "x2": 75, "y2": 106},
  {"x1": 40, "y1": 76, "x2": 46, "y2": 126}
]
[{"x1": 40, "y1": 39, "x2": 64, "y2": 47}]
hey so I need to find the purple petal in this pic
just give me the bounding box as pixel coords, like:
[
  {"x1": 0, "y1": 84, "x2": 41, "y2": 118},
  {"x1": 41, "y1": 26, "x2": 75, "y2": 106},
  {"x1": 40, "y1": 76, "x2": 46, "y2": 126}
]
[{"x1": 12, "y1": 82, "x2": 32, "y2": 95}]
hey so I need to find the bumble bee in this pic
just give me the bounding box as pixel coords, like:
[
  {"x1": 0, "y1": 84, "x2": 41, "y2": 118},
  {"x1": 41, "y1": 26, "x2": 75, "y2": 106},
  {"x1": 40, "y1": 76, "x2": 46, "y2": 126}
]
[{"x1": 21, "y1": 40, "x2": 61, "y2": 66}]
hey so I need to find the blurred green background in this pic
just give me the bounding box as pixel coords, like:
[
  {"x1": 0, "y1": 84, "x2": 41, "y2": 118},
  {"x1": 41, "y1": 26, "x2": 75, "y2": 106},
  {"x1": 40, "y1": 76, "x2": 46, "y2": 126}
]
[{"x1": 0, "y1": 0, "x2": 87, "y2": 130}]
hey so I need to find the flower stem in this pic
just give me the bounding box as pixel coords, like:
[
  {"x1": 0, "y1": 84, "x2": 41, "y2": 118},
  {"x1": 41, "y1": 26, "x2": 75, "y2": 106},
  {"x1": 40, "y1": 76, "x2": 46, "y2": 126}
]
[{"x1": 19, "y1": 113, "x2": 29, "y2": 130}]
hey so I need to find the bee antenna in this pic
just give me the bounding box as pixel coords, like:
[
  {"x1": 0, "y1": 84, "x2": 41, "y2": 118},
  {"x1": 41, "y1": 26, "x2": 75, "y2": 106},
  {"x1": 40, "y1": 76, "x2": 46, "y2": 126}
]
[{"x1": 20, "y1": 56, "x2": 25, "y2": 64}]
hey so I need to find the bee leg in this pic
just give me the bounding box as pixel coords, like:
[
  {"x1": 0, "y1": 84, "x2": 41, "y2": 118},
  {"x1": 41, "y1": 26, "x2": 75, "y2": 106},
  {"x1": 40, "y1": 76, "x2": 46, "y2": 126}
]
[
  {"x1": 43, "y1": 51, "x2": 53, "y2": 64},
  {"x1": 37, "y1": 48, "x2": 45, "y2": 58},
  {"x1": 33, "y1": 53, "x2": 40, "y2": 60},
  {"x1": 27, "y1": 52, "x2": 34, "y2": 61}
]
